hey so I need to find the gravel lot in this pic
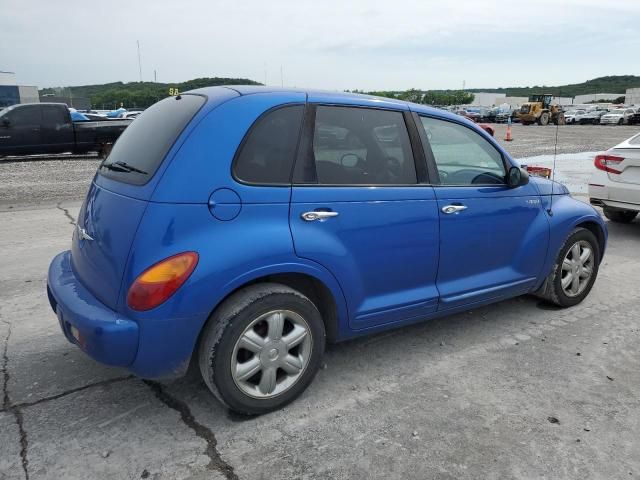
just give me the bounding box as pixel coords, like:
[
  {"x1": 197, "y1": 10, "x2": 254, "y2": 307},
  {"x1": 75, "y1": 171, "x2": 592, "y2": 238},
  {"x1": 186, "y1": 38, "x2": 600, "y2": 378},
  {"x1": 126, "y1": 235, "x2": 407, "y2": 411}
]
[{"x1": 0, "y1": 124, "x2": 638, "y2": 208}]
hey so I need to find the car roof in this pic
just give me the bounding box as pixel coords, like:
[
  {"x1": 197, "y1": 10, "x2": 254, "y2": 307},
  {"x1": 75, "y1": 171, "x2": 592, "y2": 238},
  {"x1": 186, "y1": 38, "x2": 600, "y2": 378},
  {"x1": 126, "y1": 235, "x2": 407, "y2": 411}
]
[{"x1": 187, "y1": 85, "x2": 465, "y2": 123}]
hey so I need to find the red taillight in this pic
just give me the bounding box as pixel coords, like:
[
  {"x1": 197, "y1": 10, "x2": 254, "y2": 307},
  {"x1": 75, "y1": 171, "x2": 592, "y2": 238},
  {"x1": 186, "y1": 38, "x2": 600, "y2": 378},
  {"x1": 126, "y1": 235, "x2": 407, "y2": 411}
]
[
  {"x1": 127, "y1": 252, "x2": 198, "y2": 311},
  {"x1": 594, "y1": 154, "x2": 624, "y2": 174}
]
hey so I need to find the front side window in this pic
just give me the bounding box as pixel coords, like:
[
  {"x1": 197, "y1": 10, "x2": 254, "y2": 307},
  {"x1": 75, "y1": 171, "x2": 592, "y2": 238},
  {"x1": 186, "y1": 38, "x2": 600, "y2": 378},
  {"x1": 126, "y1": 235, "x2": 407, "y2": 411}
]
[
  {"x1": 233, "y1": 105, "x2": 304, "y2": 184},
  {"x1": 7, "y1": 105, "x2": 41, "y2": 125},
  {"x1": 310, "y1": 106, "x2": 417, "y2": 185},
  {"x1": 420, "y1": 116, "x2": 506, "y2": 186}
]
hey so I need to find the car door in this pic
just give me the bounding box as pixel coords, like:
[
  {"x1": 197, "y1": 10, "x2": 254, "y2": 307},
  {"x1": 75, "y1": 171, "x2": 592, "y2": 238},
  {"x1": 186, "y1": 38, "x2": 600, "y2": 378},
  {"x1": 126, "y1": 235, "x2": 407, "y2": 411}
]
[
  {"x1": 415, "y1": 113, "x2": 549, "y2": 310},
  {"x1": 40, "y1": 105, "x2": 74, "y2": 153},
  {"x1": 0, "y1": 104, "x2": 42, "y2": 155},
  {"x1": 289, "y1": 104, "x2": 440, "y2": 330}
]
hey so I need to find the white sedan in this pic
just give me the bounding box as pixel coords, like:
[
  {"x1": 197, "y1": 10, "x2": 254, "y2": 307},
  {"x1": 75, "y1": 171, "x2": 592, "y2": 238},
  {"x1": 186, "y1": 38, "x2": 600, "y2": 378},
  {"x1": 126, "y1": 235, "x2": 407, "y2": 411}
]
[
  {"x1": 600, "y1": 108, "x2": 635, "y2": 125},
  {"x1": 589, "y1": 132, "x2": 640, "y2": 223}
]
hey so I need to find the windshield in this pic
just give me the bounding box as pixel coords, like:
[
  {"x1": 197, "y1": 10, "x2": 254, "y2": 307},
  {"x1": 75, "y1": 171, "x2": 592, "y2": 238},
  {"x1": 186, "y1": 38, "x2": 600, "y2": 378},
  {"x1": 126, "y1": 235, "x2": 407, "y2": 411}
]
[
  {"x1": 100, "y1": 94, "x2": 206, "y2": 185},
  {"x1": 611, "y1": 109, "x2": 626, "y2": 114}
]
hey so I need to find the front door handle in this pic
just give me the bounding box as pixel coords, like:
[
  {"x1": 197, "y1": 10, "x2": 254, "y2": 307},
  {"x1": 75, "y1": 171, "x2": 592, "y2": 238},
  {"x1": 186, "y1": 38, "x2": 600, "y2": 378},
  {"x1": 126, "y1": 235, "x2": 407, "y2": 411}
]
[
  {"x1": 301, "y1": 211, "x2": 339, "y2": 222},
  {"x1": 441, "y1": 204, "x2": 468, "y2": 214}
]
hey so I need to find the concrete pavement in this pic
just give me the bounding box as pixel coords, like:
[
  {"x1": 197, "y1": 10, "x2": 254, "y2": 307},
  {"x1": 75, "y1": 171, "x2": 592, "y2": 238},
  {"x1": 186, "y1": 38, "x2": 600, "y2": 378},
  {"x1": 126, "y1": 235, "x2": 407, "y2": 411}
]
[{"x1": 0, "y1": 202, "x2": 639, "y2": 479}]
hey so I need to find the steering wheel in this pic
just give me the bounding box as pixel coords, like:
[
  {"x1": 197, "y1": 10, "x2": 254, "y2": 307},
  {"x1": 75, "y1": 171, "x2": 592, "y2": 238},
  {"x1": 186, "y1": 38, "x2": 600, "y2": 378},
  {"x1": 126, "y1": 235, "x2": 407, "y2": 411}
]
[{"x1": 470, "y1": 171, "x2": 504, "y2": 185}]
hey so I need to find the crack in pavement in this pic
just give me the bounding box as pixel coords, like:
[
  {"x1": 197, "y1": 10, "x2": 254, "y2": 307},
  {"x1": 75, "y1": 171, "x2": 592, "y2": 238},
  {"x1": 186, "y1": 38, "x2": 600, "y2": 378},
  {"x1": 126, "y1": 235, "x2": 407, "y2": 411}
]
[
  {"x1": 2, "y1": 319, "x2": 29, "y2": 480},
  {"x1": 144, "y1": 380, "x2": 238, "y2": 480},
  {"x1": 0, "y1": 375, "x2": 134, "y2": 413},
  {"x1": 56, "y1": 203, "x2": 76, "y2": 225},
  {"x1": 14, "y1": 408, "x2": 29, "y2": 480},
  {"x1": 2, "y1": 320, "x2": 11, "y2": 411}
]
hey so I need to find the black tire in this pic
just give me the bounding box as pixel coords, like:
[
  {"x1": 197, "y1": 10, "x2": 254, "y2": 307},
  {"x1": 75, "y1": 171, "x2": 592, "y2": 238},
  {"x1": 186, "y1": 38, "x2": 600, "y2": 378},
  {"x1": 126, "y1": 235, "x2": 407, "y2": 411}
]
[
  {"x1": 537, "y1": 112, "x2": 550, "y2": 126},
  {"x1": 198, "y1": 283, "x2": 325, "y2": 415},
  {"x1": 603, "y1": 207, "x2": 638, "y2": 223},
  {"x1": 535, "y1": 228, "x2": 600, "y2": 308},
  {"x1": 618, "y1": 118, "x2": 624, "y2": 125}
]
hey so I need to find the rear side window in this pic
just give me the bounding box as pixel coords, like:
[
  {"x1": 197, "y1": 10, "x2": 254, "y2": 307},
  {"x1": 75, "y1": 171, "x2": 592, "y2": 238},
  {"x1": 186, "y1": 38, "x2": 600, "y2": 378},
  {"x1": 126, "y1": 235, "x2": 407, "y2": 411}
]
[
  {"x1": 310, "y1": 106, "x2": 417, "y2": 185},
  {"x1": 42, "y1": 106, "x2": 67, "y2": 127},
  {"x1": 100, "y1": 94, "x2": 206, "y2": 185},
  {"x1": 233, "y1": 105, "x2": 304, "y2": 184}
]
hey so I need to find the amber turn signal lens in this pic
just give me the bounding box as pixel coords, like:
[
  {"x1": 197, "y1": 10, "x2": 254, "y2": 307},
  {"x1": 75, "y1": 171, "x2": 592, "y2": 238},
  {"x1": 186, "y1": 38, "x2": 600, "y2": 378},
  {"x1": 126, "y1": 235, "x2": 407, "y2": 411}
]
[{"x1": 127, "y1": 252, "x2": 199, "y2": 311}]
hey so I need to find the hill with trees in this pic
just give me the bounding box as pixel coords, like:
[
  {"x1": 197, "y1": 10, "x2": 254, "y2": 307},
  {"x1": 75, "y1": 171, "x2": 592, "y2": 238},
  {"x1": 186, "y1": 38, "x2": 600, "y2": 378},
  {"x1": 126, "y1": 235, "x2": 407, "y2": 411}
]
[
  {"x1": 466, "y1": 75, "x2": 640, "y2": 97},
  {"x1": 362, "y1": 75, "x2": 640, "y2": 106},
  {"x1": 40, "y1": 77, "x2": 262, "y2": 109},
  {"x1": 40, "y1": 75, "x2": 640, "y2": 109}
]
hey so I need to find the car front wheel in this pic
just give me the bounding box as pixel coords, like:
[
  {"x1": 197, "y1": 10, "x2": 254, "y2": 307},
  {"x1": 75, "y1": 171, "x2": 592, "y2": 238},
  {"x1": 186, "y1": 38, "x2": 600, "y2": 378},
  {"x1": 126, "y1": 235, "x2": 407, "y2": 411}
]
[
  {"x1": 536, "y1": 228, "x2": 600, "y2": 308},
  {"x1": 198, "y1": 283, "x2": 325, "y2": 415},
  {"x1": 603, "y1": 207, "x2": 638, "y2": 223}
]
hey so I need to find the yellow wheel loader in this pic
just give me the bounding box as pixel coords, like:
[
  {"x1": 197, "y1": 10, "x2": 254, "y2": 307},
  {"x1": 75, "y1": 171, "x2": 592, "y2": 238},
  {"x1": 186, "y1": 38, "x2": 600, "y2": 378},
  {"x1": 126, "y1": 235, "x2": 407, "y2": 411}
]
[{"x1": 517, "y1": 94, "x2": 565, "y2": 126}]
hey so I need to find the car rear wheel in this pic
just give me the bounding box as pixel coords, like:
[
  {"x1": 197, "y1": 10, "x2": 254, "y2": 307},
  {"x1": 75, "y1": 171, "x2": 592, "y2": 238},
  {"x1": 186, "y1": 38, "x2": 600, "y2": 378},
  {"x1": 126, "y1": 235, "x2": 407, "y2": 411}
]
[
  {"x1": 198, "y1": 283, "x2": 325, "y2": 415},
  {"x1": 603, "y1": 207, "x2": 638, "y2": 223},
  {"x1": 618, "y1": 118, "x2": 624, "y2": 125},
  {"x1": 535, "y1": 228, "x2": 600, "y2": 308}
]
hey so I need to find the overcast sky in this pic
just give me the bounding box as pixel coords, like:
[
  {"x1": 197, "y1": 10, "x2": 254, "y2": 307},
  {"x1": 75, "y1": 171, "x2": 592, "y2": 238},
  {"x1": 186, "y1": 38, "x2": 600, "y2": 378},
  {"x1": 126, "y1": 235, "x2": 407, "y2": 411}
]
[{"x1": 1, "y1": 0, "x2": 639, "y2": 91}]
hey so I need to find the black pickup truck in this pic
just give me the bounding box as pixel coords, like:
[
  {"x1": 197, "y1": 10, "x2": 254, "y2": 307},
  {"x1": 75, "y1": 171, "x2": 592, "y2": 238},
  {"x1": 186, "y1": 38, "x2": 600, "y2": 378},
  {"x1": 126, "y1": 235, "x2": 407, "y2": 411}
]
[{"x1": 0, "y1": 103, "x2": 131, "y2": 157}]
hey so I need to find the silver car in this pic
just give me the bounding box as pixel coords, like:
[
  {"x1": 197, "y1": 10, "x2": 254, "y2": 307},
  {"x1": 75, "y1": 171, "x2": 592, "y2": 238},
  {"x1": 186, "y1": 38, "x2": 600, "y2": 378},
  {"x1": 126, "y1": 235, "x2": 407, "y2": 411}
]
[
  {"x1": 600, "y1": 108, "x2": 635, "y2": 125},
  {"x1": 589, "y1": 132, "x2": 640, "y2": 222}
]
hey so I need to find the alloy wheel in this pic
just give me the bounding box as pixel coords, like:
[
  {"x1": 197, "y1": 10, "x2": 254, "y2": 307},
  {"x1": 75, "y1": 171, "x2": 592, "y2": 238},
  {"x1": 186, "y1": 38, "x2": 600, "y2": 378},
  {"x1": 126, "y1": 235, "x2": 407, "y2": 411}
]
[
  {"x1": 561, "y1": 240, "x2": 594, "y2": 297},
  {"x1": 231, "y1": 310, "x2": 312, "y2": 399}
]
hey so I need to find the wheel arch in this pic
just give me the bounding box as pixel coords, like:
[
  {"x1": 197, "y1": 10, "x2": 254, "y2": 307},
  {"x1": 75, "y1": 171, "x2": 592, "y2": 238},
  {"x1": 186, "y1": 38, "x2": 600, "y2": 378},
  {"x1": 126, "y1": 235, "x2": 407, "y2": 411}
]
[
  {"x1": 575, "y1": 220, "x2": 606, "y2": 263},
  {"x1": 196, "y1": 263, "x2": 348, "y2": 355}
]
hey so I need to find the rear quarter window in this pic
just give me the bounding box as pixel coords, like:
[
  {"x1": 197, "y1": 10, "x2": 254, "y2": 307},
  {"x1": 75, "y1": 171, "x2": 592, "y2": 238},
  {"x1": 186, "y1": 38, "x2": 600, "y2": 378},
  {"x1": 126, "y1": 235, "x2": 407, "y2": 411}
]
[
  {"x1": 233, "y1": 105, "x2": 304, "y2": 185},
  {"x1": 100, "y1": 94, "x2": 206, "y2": 185}
]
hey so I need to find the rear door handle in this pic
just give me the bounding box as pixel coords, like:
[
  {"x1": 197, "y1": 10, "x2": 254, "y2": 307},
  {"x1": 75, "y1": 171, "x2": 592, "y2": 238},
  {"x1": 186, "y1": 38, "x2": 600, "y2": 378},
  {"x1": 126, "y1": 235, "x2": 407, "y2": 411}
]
[
  {"x1": 441, "y1": 204, "x2": 468, "y2": 214},
  {"x1": 301, "y1": 211, "x2": 339, "y2": 222}
]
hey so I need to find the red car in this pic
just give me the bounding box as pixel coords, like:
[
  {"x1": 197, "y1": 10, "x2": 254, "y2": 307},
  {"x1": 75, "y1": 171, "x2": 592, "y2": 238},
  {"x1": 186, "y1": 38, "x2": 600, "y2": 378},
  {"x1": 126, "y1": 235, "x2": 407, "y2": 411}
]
[{"x1": 456, "y1": 111, "x2": 495, "y2": 137}]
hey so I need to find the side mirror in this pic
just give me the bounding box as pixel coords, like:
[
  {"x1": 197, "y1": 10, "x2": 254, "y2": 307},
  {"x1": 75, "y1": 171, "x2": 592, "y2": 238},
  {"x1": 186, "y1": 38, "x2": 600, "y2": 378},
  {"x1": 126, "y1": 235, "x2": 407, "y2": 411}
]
[{"x1": 507, "y1": 166, "x2": 529, "y2": 188}]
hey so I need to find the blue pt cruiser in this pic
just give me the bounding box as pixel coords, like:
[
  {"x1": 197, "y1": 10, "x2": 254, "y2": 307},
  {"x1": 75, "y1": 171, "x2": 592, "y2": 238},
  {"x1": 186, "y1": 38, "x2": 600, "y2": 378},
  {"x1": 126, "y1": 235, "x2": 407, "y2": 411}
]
[{"x1": 48, "y1": 87, "x2": 606, "y2": 414}]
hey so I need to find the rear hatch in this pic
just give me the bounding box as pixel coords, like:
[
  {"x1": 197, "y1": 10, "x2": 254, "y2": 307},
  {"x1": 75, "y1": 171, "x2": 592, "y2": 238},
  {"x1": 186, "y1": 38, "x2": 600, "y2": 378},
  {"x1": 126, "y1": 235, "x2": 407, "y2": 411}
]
[
  {"x1": 71, "y1": 93, "x2": 210, "y2": 310},
  {"x1": 607, "y1": 133, "x2": 640, "y2": 185}
]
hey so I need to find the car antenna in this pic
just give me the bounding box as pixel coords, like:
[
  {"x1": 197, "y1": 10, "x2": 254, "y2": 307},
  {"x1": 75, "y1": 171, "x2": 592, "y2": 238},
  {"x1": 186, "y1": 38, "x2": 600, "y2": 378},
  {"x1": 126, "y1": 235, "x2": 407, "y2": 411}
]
[{"x1": 548, "y1": 89, "x2": 561, "y2": 217}]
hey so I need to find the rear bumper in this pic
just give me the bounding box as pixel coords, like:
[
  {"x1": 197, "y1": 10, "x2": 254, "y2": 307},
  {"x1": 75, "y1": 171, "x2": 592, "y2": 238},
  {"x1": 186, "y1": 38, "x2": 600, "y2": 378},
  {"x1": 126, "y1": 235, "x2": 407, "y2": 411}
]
[
  {"x1": 589, "y1": 172, "x2": 640, "y2": 211},
  {"x1": 47, "y1": 251, "x2": 139, "y2": 366},
  {"x1": 48, "y1": 250, "x2": 204, "y2": 378}
]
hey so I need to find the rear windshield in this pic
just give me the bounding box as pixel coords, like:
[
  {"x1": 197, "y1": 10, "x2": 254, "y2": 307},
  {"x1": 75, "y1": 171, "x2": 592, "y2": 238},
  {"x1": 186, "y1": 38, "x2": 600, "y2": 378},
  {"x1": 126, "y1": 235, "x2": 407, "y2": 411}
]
[{"x1": 99, "y1": 94, "x2": 206, "y2": 185}]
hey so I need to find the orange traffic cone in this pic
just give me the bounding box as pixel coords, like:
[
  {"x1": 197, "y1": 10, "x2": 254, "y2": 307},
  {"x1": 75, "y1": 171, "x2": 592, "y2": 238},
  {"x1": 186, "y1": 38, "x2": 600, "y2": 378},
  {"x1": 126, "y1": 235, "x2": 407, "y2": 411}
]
[{"x1": 504, "y1": 123, "x2": 513, "y2": 142}]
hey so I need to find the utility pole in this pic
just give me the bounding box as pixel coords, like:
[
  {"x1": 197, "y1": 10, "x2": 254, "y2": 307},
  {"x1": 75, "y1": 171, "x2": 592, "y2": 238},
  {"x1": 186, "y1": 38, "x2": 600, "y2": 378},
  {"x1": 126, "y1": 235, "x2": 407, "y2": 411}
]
[
  {"x1": 137, "y1": 40, "x2": 142, "y2": 82},
  {"x1": 154, "y1": 70, "x2": 157, "y2": 83}
]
